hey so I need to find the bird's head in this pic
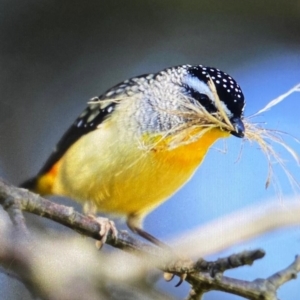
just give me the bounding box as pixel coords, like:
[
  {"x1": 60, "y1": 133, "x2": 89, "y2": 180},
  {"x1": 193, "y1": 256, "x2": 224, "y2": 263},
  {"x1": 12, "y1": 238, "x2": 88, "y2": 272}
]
[{"x1": 182, "y1": 65, "x2": 245, "y2": 138}]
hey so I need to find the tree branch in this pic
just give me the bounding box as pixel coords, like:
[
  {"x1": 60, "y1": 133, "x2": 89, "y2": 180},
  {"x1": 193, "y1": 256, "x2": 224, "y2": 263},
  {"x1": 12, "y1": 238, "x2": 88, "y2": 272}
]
[
  {"x1": 0, "y1": 178, "x2": 162, "y2": 256},
  {"x1": 0, "y1": 177, "x2": 300, "y2": 299}
]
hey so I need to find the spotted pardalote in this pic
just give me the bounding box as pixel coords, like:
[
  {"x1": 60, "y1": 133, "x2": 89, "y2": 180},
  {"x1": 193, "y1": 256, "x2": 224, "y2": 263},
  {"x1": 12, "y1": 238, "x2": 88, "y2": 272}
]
[{"x1": 21, "y1": 64, "x2": 245, "y2": 245}]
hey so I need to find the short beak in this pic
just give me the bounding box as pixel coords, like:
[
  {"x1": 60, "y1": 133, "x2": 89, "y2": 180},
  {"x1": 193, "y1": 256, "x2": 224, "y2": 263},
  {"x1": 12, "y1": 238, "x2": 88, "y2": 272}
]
[{"x1": 230, "y1": 117, "x2": 245, "y2": 138}]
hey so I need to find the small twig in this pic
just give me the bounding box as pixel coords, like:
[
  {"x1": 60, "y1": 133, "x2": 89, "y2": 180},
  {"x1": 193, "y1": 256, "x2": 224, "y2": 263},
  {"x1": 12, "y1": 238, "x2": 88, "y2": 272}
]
[
  {"x1": 185, "y1": 255, "x2": 300, "y2": 300},
  {"x1": 0, "y1": 238, "x2": 40, "y2": 298},
  {"x1": 267, "y1": 254, "x2": 300, "y2": 289},
  {"x1": 186, "y1": 285, "x2": 206, "y2": 300},
  {"x1": 194, "y1": 249, "x2": 265, "y2": 276},
  {"x1": 2, "y1": 195, "x2": 29, "y2": 236}
]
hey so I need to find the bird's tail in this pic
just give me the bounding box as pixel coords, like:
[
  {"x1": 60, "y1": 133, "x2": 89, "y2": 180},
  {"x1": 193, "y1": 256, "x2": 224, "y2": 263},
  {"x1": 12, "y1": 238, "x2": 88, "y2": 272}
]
[
  {"x1": 19, "y1": 174, "x2": 53, "y2": 196},
  {"x1": 19, "y1": 176, "x2": 39, "y2": 192}
]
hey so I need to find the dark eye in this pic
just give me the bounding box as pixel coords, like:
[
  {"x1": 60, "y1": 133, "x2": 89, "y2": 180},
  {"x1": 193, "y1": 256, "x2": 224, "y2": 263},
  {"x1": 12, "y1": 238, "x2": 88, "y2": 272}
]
[
  {"x1": 194, "y1": 92, "x2": 209, "y2": 102},
  {"x1": 191, "y1": 91, "x2": 210, "y2": 105},
  {"x1": 189, "y1": 90, "x2": 217, "y2": 113}
]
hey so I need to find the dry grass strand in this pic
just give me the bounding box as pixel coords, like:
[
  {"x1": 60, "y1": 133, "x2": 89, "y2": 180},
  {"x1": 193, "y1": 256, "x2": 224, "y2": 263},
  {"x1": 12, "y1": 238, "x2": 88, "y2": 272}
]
[{"x1": 88, "y1": 81, "x2": 300, "y2": 193}]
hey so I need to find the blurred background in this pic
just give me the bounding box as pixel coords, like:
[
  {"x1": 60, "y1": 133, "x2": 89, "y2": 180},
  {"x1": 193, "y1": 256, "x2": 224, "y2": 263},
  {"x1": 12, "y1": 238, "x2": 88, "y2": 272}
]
[{"x1": 1, "y1": 0, "x2": 300, "y2": 299}]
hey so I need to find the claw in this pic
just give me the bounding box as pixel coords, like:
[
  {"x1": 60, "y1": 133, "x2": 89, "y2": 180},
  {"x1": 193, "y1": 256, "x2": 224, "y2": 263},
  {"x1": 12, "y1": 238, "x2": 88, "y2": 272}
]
[
  {"x1": 163, "y1": 272, "x2": 187, "y2": 286},
  {"x1": 89, "y1": 216, "x2": 118, "y2": 249},
  {"x1": 175, "y1": 273, "x2": 187, "y2": 287},
  {"x1": 164, "y1": 272, "x2": 175, "y2": 282}
]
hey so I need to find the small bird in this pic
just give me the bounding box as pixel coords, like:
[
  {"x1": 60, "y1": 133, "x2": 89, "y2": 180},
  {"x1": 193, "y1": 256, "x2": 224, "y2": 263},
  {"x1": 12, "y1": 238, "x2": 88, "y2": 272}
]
[{"x1": 21, "y1": 64, "x2": 245, "y2": 246}]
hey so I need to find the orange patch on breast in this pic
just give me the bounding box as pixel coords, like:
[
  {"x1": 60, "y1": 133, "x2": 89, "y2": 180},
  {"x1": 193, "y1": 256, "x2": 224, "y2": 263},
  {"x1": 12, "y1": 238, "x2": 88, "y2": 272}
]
[
  {"x1": 153, "y1": 128, "x2": 230, "y2": 168},
  {"x1": 36, "y1": 161, "x2": 61, "y2": 195}
]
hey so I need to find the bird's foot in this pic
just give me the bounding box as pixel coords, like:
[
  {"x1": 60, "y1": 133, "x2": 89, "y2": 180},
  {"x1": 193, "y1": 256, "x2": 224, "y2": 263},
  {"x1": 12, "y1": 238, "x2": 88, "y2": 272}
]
[
  {"x1": 163, "y1": 257, "x2": 194, "y2": 287},
  {"x1": 88, "y1": 216, "x2": 118, "y2": 249}
]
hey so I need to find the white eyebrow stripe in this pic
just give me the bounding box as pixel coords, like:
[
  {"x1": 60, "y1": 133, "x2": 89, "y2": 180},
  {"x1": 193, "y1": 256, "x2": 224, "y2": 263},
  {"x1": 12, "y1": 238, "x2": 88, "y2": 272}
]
[
  {"x1": 183, "y1": 74, "x2": 233, "y2": 117},
  {"x1": 183, "y1": 75, "x2": 214, "y2": 99}
]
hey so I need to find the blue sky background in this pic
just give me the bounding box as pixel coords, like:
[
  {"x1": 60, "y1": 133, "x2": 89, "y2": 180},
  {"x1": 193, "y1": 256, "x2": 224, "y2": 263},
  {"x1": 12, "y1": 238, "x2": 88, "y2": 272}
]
[
  {"x1": 147, "y1": 51, "x2": 300, "y2": 299},
  {"x1": 0, "y1": 1, "x2": 299, "y2": 299}
]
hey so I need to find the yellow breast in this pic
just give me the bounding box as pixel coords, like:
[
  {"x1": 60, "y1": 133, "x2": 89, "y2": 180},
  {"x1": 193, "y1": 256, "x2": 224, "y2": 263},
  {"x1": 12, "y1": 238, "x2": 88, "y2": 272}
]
[{"x1": 49, "y1": 124, "x2": 229, "y2": 217}]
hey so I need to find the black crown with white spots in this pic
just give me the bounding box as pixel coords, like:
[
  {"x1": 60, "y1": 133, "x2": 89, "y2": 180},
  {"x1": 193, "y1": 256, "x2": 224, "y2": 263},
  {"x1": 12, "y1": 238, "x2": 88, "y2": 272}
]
[{"x1": 186, "y1": 65, "x2": 245, "y2": 118}]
